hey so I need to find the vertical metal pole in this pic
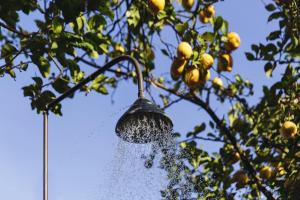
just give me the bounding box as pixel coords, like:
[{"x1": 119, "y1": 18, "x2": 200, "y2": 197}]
[{"x1": 43, "y1": 111, "x2": 48, "y2": 200}]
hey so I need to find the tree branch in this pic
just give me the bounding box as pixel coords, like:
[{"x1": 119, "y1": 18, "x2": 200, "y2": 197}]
[
  {"x1": 150, "y1": 80, "x2": 276, "y2": 200},
  {"x1": 0, "y1": 21, "x2": 30, "y2": 37}
]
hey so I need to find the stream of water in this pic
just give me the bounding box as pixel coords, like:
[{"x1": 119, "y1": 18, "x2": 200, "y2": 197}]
[{"x1": 98, "y1": 139, "x2": 168, "y2": 200}]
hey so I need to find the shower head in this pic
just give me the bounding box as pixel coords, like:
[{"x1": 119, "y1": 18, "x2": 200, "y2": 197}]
[{"x1": 115, "y1": 98, "x2": 173, "y2": 144}]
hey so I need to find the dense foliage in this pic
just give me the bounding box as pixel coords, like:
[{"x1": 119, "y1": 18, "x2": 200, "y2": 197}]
[{"x1": 0, "y1": 0, "x2": 299, "y2": 199}]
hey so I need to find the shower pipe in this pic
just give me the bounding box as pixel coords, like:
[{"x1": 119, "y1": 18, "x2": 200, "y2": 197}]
[{"x1": 42, "y1": 55, "x2": 144, "y2": 200}]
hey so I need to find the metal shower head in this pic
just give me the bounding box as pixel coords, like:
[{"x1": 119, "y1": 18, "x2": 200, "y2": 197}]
[{"x1": 115, "y1": 98, "x2": 173, "y2": 144}]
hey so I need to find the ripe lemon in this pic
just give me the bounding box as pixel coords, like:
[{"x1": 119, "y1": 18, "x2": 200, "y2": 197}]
[
  {"x1": 204, "y1": 5, "x2": 215, "y2": 18},
  {"x1": 225, "y1": 32, "x2": 241, "y2": 51},
  {"x1": 184, "y1": 65, "x2": 200, "y2": 87},
  {"x1": 182, "y1": 0, "x2": 194, "y2": 10},
  {"x1": 184, "y1": 66, "x2": 209, "y2": 87},
  {"x1": 199, "y1": 10, "x2": 210, "y2": 24},
  {"x1": 232, "y1": 152, "x2": 240, "y2": 163},
  {"x1": 233, "y1": 171, "x2": 249, "y2": 187},
  {"x1": 280, "y1": 121, "x2": 297, "y2": 138},
  {"x1": 260, "y1": 166, "x2": 273, "y2": 180},
  {"x1": 197, "y1": 67, "x2": 210, "y2": 83},
  {"x1": 170, "y1": 58, "x2": 187, "y2": 80},
  {"x1": 200, "y1": 53, "x2": 214, "y2": 69},
  {"x1": 222, "y1": 145, "x2": 240, "y2": 163},
  {"x1": 148, "y1": 0, "x2": 165, "y2": 12},
  {"x1": 202, "y1": 68, "x2": 210, "y2": 82},
  {"x1": 177, "y1": 42, "x2": 193, "y2": 59},
  {"x1": 212, "y1": 77, "x2": 223, "y2": 89},
  {"x1": 218, "y1": 54, "x2": 233, "y2": 72}
]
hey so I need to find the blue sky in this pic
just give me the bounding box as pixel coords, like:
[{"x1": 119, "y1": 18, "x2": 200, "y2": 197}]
[{"x1": 0, "y1": 0, "x2": 281, "y2": 199}]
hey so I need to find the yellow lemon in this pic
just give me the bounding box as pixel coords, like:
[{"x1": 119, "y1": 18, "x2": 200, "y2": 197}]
[
  {"x1": 218, "y1": 54, "x2": 233, "y2": 72},
  {"x1": 202, "y1": 69, "x2": 210, "y2": 82},
  {"x1": 182, "y1": 0, "x2": 194, "y2": 10},
  {"x1": 184, "y1": 65, "x2": 200, "y2": 87},
  {"x1": 177, "y1": 42, "x2": 193, "y2": 59},
  {"x1": 225, "y1": 32, "x2": 241, "y2": 51},
  {"x1": 204, "y1": 5, "x2": 215, "y2": 18},
  {"x1": 148, "y1": 0, "x2": 165, "y2": 12},
  {"x1": 233, "y1": 171, "x2": 249, "y2": 187},
  {"x1": 260, "y1": 166, "x2": 273, "y2": 180},
  {"x1": 280, "y1": 121, "x2": 297, "y2": 138},
  {"x1": 199, "y1": 10, "x2": 210, "y2": 24},
  {"x1": 200, "y1": 53, "x2": 214, "y2": 69},
  {"x1": 212, "y1": 77, "x2": 223, "y2": 89},
  {"x1": 170, "y1": 58, "x2": 187, "y2": 80}
]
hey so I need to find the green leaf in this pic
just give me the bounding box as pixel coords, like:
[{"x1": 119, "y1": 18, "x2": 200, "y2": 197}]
[
  {"x1": 32, "y1": 77, "x2": 43, "y2": 86},
  {"x1": 221, "y1": 20, "x2": 228, "y2": 34},
  {"x1": 22, "y1": 85, "x2": 35, "y2": 97},
  {"x1": 32, "y1": 56, "x2": 50, "y2": 78},
  {"x1": 202, "y1": 32, "x2": 214, "y2": 42},
  {"x1": 66, "y1": 59, "x2": 81, "y2": 82},
  {"x1": 268, "y1": 12, "x2": 282, "y2": 22},
  {"x1": 126, "y1": 6, "x2": 140, "y2": 27},
  {"x1": 99, "y1": 43, "x2": 108, "y2": 54},
  {"x1": 265, "y1": 4, "x2": 276, "y2": 12},
  {"x1": 187, "y1": 123, "x2": 206, "y2": 137},
  {"x1": 52, "y1": 76, "x2": 71, "y2": 94},
  {"x1": 6, "y1": 68, "x2": 16, "y2": 78},
  {"x1": 72, "y1": 41, "x2": 95, "y2": 52},
  {"x1": 286, "y1": 35, "x2": 299, "y2": 52},
  {"x1": 279, "y1": 19, "x2": 285, "y2": 29},
  {"x1": 157, "y1": 11, "x2": 167, "y2": 20},
  {"x1": 1, "y1": 42, "x2": 17, "y2": 57},
  {"x1": 245, "y1": 52, "x2": 255, "y2": 61},
  {"x1": 235, "y1": 74, "x2": 242, "y2": 82},
  {"x1": 34, "y1": 90, "x2": 56, "y2": 113},
  {"x1": 251, "y1": 44, "x2": 259, "y2": 54},
  {"x1": 88, "y1": 15, "x2": 106, "y2": 31},
  {"x1": 93, "y1": 74, "x2": 107, "y2": 83},
  {"x1": 93, "y1": 85, "x2": 108, "y2": 94},
  {"x1": 214, "y1": 17, "x2": 223, "y2": 32},
  {"x1": 51, "y1": 42, "x2": 58, "y2": 50},
  {"x1": 56, "y1": 0, "x2": 85, "y2": 23},
  {"x1": 98, "y1": 2, "x2": 114, "y2": 20},
  {"x1": 39, "y1": 58, "x2": 51, "y2": 78},
  {"x1": 192, "y1": 51, "x2": 199, "y2": 62},
  {"x1": 52, "y1": 18, "x2": 63, "y2": 34},
  {"x1": 265, "y1": 43, "x2": 277, "y2": 53},
  {"x1": 192, "y1": 155, "x2": 201, "y2": 169},
  {"x1": 76, "y1": 17, "x2": 83, "y2": 31},
  {"x1": 175, "y1": 22, "x2": 188, "y2": 35},
  {"x1": 180, "y1": 142, "x2": 187, "y2": 149},
  {"x1": 90, "y1": 50, "x2": 99, "y2": 58},
  {"x1": 161, "y1": 49, "x2": 169, "y2": 57},
  {"x1": 267, "y1": 31, "x2": 281, "y2": 41},
  {"x1": 20, "y1": 62, "x2": 29, "y2": 71},
  {"x1": 90, "y1": 74, "x2": 109, "y2": 94}
]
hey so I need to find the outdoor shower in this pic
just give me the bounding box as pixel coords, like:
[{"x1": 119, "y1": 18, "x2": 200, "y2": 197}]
[
  {"x1": 42, "y1": 55, "x2": 173, "y2": 200},
  {"x1": 116, "y1": 98, "x2": 173, "y2": 143}
]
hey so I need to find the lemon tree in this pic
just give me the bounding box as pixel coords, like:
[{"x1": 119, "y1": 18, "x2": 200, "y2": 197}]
[{"x1": 0, "y1": 0, "x2": 299, "y2": 199}]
